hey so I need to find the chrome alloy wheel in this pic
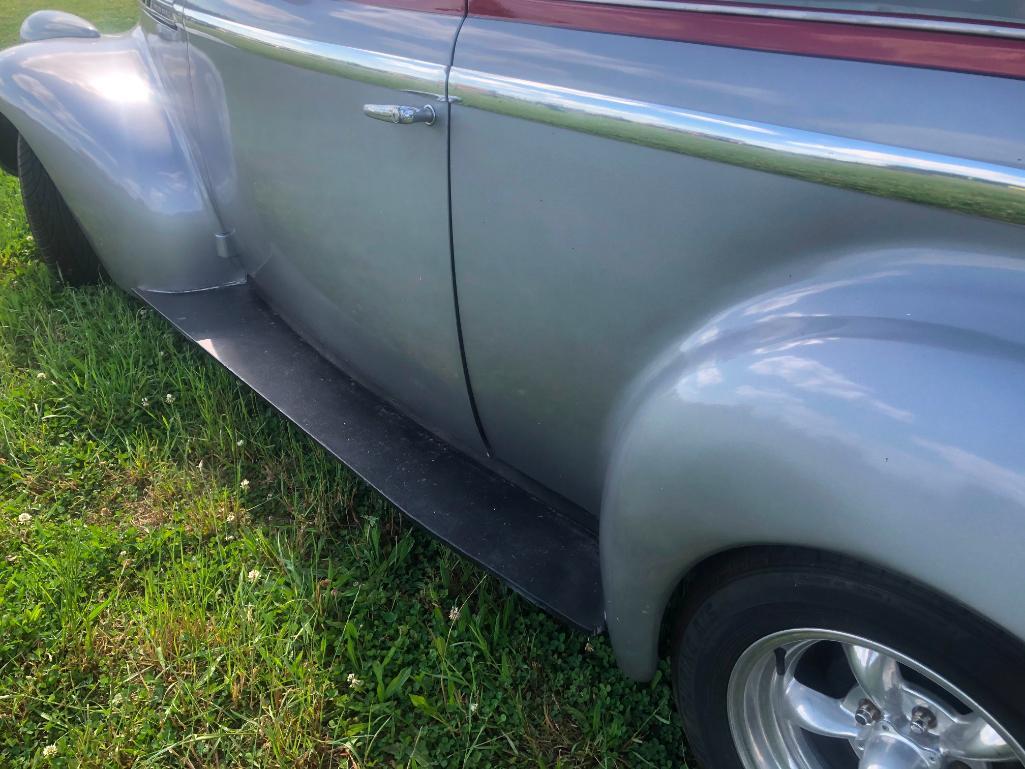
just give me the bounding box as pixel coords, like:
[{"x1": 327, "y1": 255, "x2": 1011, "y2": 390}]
[{"x1": 727, "y1": 629, "x2": 1025, "y2": 769}]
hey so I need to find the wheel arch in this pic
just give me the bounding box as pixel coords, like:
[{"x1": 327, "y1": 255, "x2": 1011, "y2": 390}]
[
  {"x1": 599, "y1": 244, "x2": 1025, "y2": 681},
  {"x1": 656, "y1": 543, "x2": 1000, "y2": 667}
]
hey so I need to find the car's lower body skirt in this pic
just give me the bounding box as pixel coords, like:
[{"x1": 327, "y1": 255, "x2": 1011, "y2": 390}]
[{"x1": 137, "y1": 283, "x2": 605, "y2": 634}]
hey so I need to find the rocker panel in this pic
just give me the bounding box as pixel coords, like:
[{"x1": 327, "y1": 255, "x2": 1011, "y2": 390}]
[{"x1": 138, "y1": 283, "x2": 606, "y2": 634}]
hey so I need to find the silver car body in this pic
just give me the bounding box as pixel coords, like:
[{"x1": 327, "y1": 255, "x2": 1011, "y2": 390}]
[{"x1": 2, "y1": 0, "x2": 1025, "y2": 681}]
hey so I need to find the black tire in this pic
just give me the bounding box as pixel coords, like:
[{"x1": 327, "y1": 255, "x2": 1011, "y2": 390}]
[
  {"x1": 0, "y1": 113, "x2": 17, "y2": 176},
  {"x1": 17, "y1": 136, "x2": 104, "y2": 285},
  {"x1": 672, "y1": 548, "x2": 1025, "y2": 769}
]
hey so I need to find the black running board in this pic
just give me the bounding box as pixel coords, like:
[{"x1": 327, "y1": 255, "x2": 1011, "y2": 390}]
[{"x1": 137, "y1": 284, "x2": 605, "y2": 634}]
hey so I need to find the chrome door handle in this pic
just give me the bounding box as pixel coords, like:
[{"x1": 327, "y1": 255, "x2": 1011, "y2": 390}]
[{"x1": 363, "y1": 104, "x2": 436, "y2": 126}]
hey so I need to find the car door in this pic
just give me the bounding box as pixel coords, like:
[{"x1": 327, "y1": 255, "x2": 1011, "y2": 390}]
[
  {"x1": 182, "y1": 0, "x2": 483, "y2": 452},
  {"x1": 449, "y1": 0, "x2": 1025, "y2": 513}
]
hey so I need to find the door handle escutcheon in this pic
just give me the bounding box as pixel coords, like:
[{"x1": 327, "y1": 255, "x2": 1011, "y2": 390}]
[{"x1": 363, "y1": 104, "x2": 436, "y2": 126}]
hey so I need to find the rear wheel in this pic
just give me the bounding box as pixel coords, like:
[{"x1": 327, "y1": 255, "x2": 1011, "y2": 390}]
[
  {"x1": 672, "y1": 549, "x2": 1025, "y2": 769},
  {"x1": 17, "y1": 136, "x2": 103, "y2": 285}
]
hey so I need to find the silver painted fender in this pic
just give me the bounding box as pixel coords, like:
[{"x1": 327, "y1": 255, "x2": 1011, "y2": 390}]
[
  {"x1": 602, "y1": 246, "x2": 1025, "y2": 680},
  {"x1": 0, "y1": 16, "x2": 243, "y2": 291}
]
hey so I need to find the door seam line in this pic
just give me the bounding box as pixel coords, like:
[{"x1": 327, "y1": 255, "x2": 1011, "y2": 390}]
[{"x1": 445, "y1": 11, "x2": 493, "y2": 457}]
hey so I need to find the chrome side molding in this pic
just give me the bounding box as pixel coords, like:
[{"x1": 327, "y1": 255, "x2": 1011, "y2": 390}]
[
  {"x1": 139, "y1": 0, "x2": 179, "y2": 29},
  {"x1": 450, "y1": 68, "x2": 1025, "y2": 227},
  {"x1": 182, "y1": 8, "x2": 447, "y2": 97}
]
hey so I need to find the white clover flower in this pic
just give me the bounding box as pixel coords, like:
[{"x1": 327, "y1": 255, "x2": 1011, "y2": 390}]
[
  {"x1": 239, "y1": 479, "x2": 250, "y2": 491},
  {"x1": 17, "y1": 512, "x2": 32, "y2": 525},
  {"x1": 247, "y1": 568, "x2": 261, "y2": 583},
  {"x1": 164, "y1": 393, "x2": 175, "y2": 404},
  {"x1": 469, "y1": 701, "x2": 479, "y2": 714},
  {"x1": 36, "y1": 371, "x2": 47, "y2": 380},
  {"x1": 448, "y1": 605, "x2": 461, "y2": 622},
  {"x1": 584, "y1": 642, "x2": 595, "y2": 654},
  {"x1": 226, "y1": 513, "x2": 236, "y2": 523},
  {"x1": 42, "y1": 745, "x2": 57, "y2": 758},
  {"x1": 346, "y1": 673, "x2": 363, "y2": 689},
  {"x1": 141, "y1": 397, "x2": 150, "y2": 408}
]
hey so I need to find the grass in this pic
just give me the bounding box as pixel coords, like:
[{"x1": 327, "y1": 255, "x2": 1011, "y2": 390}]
[
  {"x1": 0, "y1": 3, "x2": 685, "y2": 767},
  {"x1": 0, "y1": 1, "x2": 137, "y2": 46}
]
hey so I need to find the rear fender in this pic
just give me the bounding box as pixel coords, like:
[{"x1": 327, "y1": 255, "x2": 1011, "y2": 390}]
[
  {"x1": 0, "y1": 19, "x2": 243, "y2": 290},
  {"x1": 601, "y1": 246, "x2": 1025, "y2": 680}
]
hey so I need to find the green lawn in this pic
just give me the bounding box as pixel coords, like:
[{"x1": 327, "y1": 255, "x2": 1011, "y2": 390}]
[{"x1": 0, "y1": 3, "x2": 684, "y2": 767}]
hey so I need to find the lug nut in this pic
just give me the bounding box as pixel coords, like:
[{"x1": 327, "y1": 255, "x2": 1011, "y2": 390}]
[
  {"x1": 855, "y1": 699, "x2": 882, "y2": 726},
  {"x1": 910, "y1": 706, "x2": 937, "y2": 734}
]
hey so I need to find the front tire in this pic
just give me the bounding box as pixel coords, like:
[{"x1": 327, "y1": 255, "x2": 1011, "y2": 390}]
[
  {"x1": 17, "y1": 136, "x2": 103, "y2": 286},
  {"x1": 672, "y1": 549, "x2": 1025, "y2": 769}
]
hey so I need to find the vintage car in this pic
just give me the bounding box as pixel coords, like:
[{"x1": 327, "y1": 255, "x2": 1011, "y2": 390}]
[{"x1": 2, "y1": 0, "x2": 1025, "y2": 766}]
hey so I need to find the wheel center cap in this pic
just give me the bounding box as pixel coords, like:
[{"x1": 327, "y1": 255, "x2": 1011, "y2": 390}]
[{"x1": 857, "y1": 725, "x2": 940, "y2": 769}]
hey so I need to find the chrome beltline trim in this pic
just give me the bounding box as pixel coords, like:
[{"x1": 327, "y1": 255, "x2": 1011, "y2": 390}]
[
  {"x1": 182, "y1": 8, "x2": 447, "y2": 96},
  {"x1": 450, "y1": 68, "x2": 1025, "y2": 226},
  {"x1": 564, "y1": 0, "x2": 1025, "y2": 41},
  {"x1": 139, "y1": 0, "x2": 178, "y2": 29}
]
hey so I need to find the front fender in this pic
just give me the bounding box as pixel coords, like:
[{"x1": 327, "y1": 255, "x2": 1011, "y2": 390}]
[
  {"x1": 602, "y1": 246, "x2": 1025, "y2": 680},
  {"x1": 0, "y1": 20, "x2": 242, "y2": 291}
]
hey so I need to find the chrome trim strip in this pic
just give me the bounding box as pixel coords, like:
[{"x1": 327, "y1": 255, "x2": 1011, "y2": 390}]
[
  {"x1": 564, "y1": 0, "x2": 1025, "y2": 41},
  {"x1": 181, "y1": 8, "x2": 447, "y2": 96},
  {"x1": 450, "y1": 68, "x2": 1025, "y2": 226},
  {"x1": 139, "y1": 0, "x2": 178, "y2": 28}
]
